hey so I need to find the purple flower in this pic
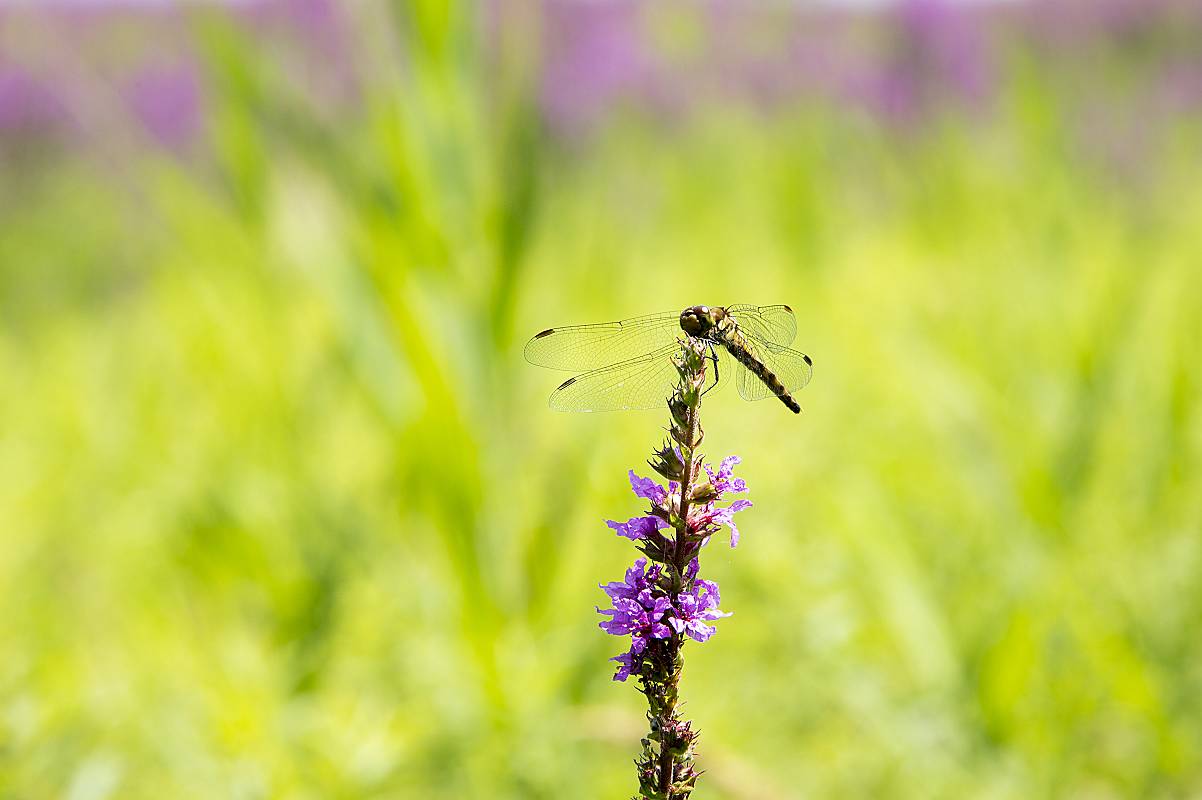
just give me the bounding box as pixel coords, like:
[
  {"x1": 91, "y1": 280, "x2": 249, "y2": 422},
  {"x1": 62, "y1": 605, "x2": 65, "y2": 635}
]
[
  {"x1": 628, "y1": 470, "x2": 668, "y2": 505},
  {"x1": 704, "y1": 455, "x2": 749, "y2": 496},
  {"x1": 0, "y1": 66, "x2": 69, "y2": 133},
  {"x1": 684, "y1": 557, "x2": 700, "y2": 585},
  {"x1": 598, "y1": 578, "x2": 673, "y2": 681},
  {"x1": 688, "y1": 455, "x2": 753, "y2": 546},
  {"x1": 670, "y1": 579, "x2": 731, "y2": 643},
  {"x1": 125, "y1": 62, "x2": 202, "y2": 149},
  {"x1": 597, "y1": 593, "x2": 672, "y2": 640},
  {"x1": 606, "y1": 515, "x2": 668, "y2": 541},
  {"x1": 599, "y1": 558, "x2": 673, "y2": 680},
  {"x1": 701, "y1": 499, "x2": 753, "y2": 547},
  {"x1": 540, "y1": 1, "x2": 651, "y2": 135},
  {"x1": 606, "y1": 469, "x2": 673, "y2": 540},
  {"x1": 609, "y1": 650, "x2": 638, "y2": 682},
  {"x1": 600, "y1": 557, "x2": 661, "y2": 603},
  {"x1": 687, "y1": 494, "x2": 750, "y2": 545},
  {"x1": 598, "y1": 453, "x2": 751, "y2": 682}
]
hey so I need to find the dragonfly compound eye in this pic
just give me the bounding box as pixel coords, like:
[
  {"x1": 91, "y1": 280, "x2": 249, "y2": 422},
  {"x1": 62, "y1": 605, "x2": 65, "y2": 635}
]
[{"x1": 680, "y1": 309, "x2": 705, "y2": 337}]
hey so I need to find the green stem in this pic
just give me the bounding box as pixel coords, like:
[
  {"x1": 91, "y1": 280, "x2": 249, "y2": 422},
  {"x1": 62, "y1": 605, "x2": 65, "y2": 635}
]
[
  {"x1": 660, "y1": 354, "x2": 702, "y2": 798},
  {"x1": 637, "y1": 339, "x2": 707, "y2": 800}
]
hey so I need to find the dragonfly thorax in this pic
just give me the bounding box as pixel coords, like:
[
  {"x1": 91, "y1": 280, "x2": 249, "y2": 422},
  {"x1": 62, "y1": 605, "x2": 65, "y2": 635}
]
[{"x1": 679, "y1": 305, "x2": 729, "y2": 341}]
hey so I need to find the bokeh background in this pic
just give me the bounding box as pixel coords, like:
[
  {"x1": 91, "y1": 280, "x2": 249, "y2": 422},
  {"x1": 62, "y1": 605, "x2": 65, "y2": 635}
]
[{"x1": 3, "y1": 0, "x2": 1202, "y2": 797}]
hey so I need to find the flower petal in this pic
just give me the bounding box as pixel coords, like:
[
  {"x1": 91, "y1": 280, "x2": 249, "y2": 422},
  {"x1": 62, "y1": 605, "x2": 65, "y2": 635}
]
[{"x1": 628, "y1": 470, "x2": 668, "y2": 504}]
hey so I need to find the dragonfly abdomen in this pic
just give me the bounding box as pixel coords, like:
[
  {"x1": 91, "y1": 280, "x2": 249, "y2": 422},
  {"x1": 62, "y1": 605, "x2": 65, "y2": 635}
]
[{"x1": 721, "y1": 339, "x2": 802, "y2": 414}]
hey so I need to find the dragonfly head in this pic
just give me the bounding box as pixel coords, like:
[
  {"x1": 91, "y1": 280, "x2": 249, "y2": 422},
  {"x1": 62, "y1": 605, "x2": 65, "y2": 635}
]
[{"x1": 679, "y1": 305, "x2": 725, "y2": 338}]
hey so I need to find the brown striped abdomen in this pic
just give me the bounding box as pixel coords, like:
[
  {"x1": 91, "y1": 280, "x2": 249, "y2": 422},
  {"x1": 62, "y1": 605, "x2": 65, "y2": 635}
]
[{"x1": 723, "y1": 341, "x2": 801, "y2": 414}]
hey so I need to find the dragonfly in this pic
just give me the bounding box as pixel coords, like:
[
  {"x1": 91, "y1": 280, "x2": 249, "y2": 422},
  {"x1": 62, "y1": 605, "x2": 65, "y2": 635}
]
[{"x1": 525, "y1": 304, "x2": 813, "y2": 414}]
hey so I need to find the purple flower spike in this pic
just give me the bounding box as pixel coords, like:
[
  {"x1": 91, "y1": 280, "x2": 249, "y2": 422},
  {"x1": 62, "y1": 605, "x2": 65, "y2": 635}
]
[
  {"x1": 606, "y1": 515, "x2": 667, "y2": 541},
  {"x1": 670, "y1": 579, "x2": 731, "y2": 643},
  {"x1": 576, "y1": 331, "x2": 772, "y2": 792}
]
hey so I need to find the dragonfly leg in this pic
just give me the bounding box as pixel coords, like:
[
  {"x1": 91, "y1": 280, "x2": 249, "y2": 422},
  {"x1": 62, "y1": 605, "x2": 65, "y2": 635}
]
[{"x1": 701, "y1": 345, "x2": 720, "y2": 395}]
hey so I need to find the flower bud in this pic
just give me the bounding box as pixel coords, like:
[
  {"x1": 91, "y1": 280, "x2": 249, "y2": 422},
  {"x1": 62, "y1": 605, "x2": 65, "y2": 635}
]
[
  {"x1": 689, "y1": 482, "x2": 718, "y2": 504},
  {"x1": 648, "y1": 443, "x2": 687, "y2": 481},
  {"x1": 668, "y1": 394, "x2": 690, "y2": 428}
]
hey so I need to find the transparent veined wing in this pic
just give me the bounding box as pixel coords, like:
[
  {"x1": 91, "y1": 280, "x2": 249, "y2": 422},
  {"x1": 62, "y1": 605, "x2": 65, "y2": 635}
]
[
  {"x1": 524, "y1": 310, "x2": 682, "y2": 372},
  {"x1": 726, "y1": 304, "x2": 796, "y2": 348},
  {"x1": 732, "y1": 332, "x2": 813, "y2": 402},
  {"x1": 548, "y1": 344, "x2": 717, "y2": 412}
]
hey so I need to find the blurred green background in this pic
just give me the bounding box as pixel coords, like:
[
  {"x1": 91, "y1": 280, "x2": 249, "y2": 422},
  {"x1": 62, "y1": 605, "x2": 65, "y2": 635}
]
[{"x1": 2, "y1": 1, "x2": 1201, "y2": 797}]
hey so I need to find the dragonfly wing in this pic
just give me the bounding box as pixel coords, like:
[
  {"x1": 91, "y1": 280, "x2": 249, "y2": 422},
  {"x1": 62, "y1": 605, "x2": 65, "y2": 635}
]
[
  {"x1": 548, "y1": 345, "x2": 681, "y2": 412},
  {"x1": 524, "y1": 311, "x2": 682, "y2": 371},
  {"x1": 726, "y1": 304, "x2": 797, "y2": 348},
  {"x1": 733, "y1": 334, "x2": 813, "y2": 402}
]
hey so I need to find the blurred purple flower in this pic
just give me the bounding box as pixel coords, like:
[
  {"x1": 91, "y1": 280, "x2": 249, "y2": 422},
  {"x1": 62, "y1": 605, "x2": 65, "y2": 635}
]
[
  {"x1": 126, "y1": 63, "x2": 201, "y2": 149},
  {"x1": 541, "y1": 0, "x2": 653, "y2": 133},
  {"x1": 845, "y1": 0, "x2": 995, "y2": 125},
  {"x1": 0, "y1": 65, "x2": 69, "y2": 133},
  {"x1": 899, "y1": 0, "x2": 992, "y2": 103},
  {"x1": 530, "y1": 0, "x2": 1012, "y2": 133},
  {"x1": 280, "y1": 0, "x2": 341, "y2": 51}
]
